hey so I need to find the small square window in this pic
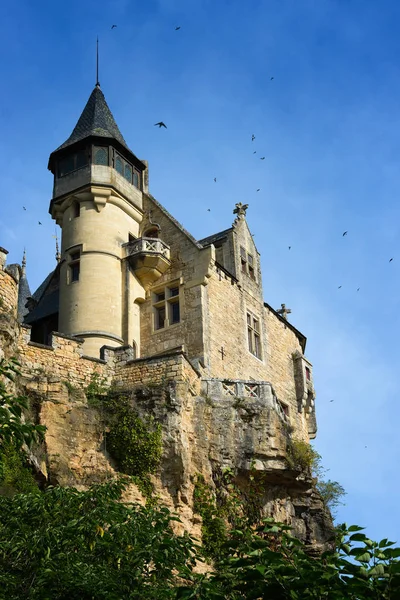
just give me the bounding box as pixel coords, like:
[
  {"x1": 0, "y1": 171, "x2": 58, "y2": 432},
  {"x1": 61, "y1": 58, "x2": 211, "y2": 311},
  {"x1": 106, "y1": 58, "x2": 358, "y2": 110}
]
[{"x1": 152, "y1": 282, "x2": 181, "y2": 331}]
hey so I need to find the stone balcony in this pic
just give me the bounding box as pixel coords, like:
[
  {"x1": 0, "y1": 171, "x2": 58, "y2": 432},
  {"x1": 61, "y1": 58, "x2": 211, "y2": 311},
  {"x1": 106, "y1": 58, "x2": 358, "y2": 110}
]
[
  {"x1": 201, "y1": 378, "x2": 290, "y2": 424},
  {"x1": 123, "y1": 237, "x2": 171, "y2": 288}
]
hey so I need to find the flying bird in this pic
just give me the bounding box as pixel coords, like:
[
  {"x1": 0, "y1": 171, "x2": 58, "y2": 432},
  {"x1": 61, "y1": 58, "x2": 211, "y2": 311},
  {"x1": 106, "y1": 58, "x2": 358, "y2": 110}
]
[
  {"x1": 23, "y1": 206, "x2": 26, "y2": 210},
  {"x1": 342, "y1": 231, "x2": 348, "y2": 236},
  {"x1": 260, "y1": 157, "x2": 265, "y2": 160},
  {"x1": 256, "y1": 189, "x2": 260, "y2": 192},
  {"x1": 111, "y1": 24, "x2": 117, "y2": 29},
  {"x1": 389, "y1": 258, "x2": 394, "y2": 262},
  {"x1": 357, "y1": 288, "x2": 360, "y2": 292},
  {"x1": 251, "y1": 134, "x2": 255, "y2": 141},
  {"x1": 253, "y1": 151, "x2": 256, "y2": 154},
  {"x1": 330, "y1": 399, "x2": 334, "y2": 403},
  {"x1": 338, "y1": 285, "x2": 342, "y2": 289},
  {"x1": 175, "y1": 26, "x2": 181, "y2": 30},
  {"x1": 288, "y1": 246, "x2": 291, "y2": 250},
  {"x1": 154, "y1": 122, "x2": 167, "y2": 128},
  {"x1": 214, "y1": 177, "x2": 217, "y2": 182},
  {"x1": 270, "y1": 77, "x2": 274, "y2": 80},
  {"x1": 207, "y1": 209, "x2": 211, "y2": 212},
  {"x1": 38, "y1": 221, "x2": 42, "y2": 225}
]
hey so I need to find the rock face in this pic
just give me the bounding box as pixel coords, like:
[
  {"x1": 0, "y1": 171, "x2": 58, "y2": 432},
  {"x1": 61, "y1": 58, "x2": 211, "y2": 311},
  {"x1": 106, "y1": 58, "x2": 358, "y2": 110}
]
[{"x1": 20, "y1": 373, "x2": 334, "y2": 551}]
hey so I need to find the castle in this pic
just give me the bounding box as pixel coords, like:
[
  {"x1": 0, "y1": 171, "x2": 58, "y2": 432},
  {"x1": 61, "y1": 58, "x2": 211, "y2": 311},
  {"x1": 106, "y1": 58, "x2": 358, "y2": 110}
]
[{"x1": 0, "y1": 83, "x2": 328, "y2": 545}]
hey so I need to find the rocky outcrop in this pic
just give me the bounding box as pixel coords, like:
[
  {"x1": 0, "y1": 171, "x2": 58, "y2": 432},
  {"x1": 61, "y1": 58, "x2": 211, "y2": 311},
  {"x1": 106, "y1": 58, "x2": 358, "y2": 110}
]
[{"x1": 19, "y1": 373, "x2": 334, "y2": 549}]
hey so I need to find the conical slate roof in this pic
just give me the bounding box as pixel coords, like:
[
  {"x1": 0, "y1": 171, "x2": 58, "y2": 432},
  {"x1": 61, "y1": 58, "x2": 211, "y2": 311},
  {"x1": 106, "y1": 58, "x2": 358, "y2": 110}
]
[
  {"x1": 18, "y1": 273, "x2": 31, "y2": 323},
  {"x1": 54, "y1": 85, "x2": 130, "y2": 153}
]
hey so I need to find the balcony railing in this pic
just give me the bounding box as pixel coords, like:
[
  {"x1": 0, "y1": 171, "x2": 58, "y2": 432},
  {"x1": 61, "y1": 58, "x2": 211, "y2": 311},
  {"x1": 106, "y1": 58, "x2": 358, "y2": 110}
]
[
  {"x1": 201, "y1": 378, "x2": 290, "y2": 423},
  {"x1": 124, "y1": 237, "x2": 170, "y2": 260}
]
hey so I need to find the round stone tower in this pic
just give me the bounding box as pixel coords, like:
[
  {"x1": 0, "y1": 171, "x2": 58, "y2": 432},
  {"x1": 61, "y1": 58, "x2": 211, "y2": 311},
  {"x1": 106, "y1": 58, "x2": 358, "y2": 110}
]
[{"x1": 48, "y1": 84, "x2": 148, "y2": 357}]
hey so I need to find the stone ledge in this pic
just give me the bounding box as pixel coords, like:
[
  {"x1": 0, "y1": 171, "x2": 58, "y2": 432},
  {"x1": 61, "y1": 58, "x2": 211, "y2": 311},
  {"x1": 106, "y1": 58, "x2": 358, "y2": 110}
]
[
  {"x1": 28, "y1": 341, "x2": 54, "y2": 351},
  {"x1": 81, "y1": 354, "x2": 107, "y2": 364}
]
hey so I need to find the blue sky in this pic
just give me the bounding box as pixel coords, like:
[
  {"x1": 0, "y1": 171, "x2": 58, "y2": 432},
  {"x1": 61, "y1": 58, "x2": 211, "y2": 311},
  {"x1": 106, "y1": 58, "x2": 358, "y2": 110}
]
[{"x1": 1, "y1": 0, "x2": 399, "y2": 543}]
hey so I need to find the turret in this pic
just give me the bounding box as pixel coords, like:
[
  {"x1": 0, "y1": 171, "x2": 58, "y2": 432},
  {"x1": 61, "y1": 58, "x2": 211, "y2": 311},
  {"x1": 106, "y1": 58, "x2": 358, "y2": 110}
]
[{"x1": 47, "y1": 84, "x2": 149, "y2": 357}]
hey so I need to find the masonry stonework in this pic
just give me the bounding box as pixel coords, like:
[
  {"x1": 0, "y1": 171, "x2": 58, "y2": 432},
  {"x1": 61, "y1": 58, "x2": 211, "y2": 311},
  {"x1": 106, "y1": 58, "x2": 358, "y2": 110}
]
[{"x1": 0, "y1": 83, "x2": 330, "y2": 548}]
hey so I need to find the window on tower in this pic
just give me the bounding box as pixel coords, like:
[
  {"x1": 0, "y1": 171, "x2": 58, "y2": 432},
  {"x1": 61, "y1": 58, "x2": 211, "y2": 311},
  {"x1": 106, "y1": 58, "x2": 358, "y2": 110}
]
[
  {"x1": 69, "y1": 249, "x2": 81, "y2": 283},
  {"x1": 152, "y1": 282, "x2": 181, "y2": 331},
  {"x1": 94, "y1": 146, "x2": 109, "y2": 165},
  {"x1": 112, "y1": 151, "x2": 141, "y2": 188},
  {"x1": 58, "y1": 150, "x2": 88, "y2": 177}
]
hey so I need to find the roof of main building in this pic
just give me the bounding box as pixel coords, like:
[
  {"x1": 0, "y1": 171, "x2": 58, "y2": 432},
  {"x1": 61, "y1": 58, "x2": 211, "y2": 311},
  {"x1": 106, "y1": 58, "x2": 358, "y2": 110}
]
[{"x1": 198, "y1": 228, "x2": 233, "y2": 248}]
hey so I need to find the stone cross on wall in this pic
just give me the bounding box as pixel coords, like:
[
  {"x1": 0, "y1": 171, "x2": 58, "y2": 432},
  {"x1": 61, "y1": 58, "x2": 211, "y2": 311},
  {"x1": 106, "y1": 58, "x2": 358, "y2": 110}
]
[
  {"x1": 233, "y1": 202, "x2": 249, "y2": 219},
  {"x1": 276, "y1": 303, "x2": 292, "y2": 320}
]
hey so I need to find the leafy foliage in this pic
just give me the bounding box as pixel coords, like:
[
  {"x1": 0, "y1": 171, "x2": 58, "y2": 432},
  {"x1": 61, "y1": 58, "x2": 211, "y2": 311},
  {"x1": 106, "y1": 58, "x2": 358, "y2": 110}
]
[
  {"x1": 0, "y1": 478, "x2": 399, "y2": 599},
  {"x1": 0, "y1": 478, "x2": 196, "y2": 599},
  {"x1": 0, "y1": 358, "x2": 45, "y2": 451},
  {"x1": 286, "y1": 438, "x2": 316, "y2": 471},
  {"x1": 104, "y1": 394, "x2": 163, "y2": 479},
  {"x1": 84, "y1": 371, "x2": 108, "y2": 405},
  {"x1": 0, "y1": 442, "x2": 39, "y2": 496}
]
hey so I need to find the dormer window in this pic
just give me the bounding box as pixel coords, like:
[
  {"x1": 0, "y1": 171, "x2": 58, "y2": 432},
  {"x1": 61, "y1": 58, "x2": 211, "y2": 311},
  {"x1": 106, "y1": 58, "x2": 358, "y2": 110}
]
[{"x1": 58, "y1": 150, "x2": 88, "y2": 177}]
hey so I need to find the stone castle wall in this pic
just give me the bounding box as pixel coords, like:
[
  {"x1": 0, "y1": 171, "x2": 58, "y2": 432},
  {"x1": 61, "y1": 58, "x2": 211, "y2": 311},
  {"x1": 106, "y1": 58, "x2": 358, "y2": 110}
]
[{"x1": 0, "y1": 268, "x2": 18, "y2": 318}]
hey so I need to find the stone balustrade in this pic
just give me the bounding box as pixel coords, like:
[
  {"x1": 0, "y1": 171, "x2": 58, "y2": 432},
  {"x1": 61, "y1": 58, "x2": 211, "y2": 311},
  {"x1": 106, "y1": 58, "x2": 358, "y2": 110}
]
[
  {"x1": 201, "y1": 378, "x2": 290, "y2": 423},
  {"x1": 124, "y1": 237, "x2": 170, "y2": 260}
]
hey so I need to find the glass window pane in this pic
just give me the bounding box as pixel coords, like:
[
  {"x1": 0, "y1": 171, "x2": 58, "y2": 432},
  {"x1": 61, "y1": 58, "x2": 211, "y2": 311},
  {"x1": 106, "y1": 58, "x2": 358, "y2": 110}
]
[
  {"x1": 170, "y1": 301, "x2": 180, "y2": 324},
  {"x1": 254, "y1": 334, "x2": 261, "y2": 358},
  {"x1": 155, "y1": 291, "x2": 165, "y2": 302},
  {"x1": 76, "y1": 151, "x2": 87, "y2": 169},
  {"x1": 240, "y1": 246, "x2": 246, "y2": 259},
  {"x1": 115, "y1": 155, "x2": 123, "y2": 175},
  {"x1": 155, "y1": 306, "x2": 165, "y2": 329},
  {"x1": 124, "y1": 163, "x2": 132, "y2": 182},
  {"x1": 94, "y1": 147, "x2": 108, "y2": 165},
  {"x1": 169, "y1": 287, "x2": 179, "y2": 297},
  {"x1": 71, "y1": 262, "x2": 80, "y2": 282},
  {"x1": 248, "y1": 254, "x2": 253, "y2": 265},
  {"x1": 248, "y1": 327, "x2": 253, "y2": 353},
  {"x1": 58, "y1": 155, "x2": 75, "y2": 177},
  {"x1": 70, "y1": 251, "x2": 80, "y2": 261},
  {"x1": 133, "y1": 171, "x2": 139, "y2": 188}
]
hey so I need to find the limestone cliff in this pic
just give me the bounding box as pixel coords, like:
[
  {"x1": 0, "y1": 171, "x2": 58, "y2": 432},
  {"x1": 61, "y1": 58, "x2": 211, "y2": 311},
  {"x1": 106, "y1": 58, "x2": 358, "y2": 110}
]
[{"x1": 19, "y1": 372, "x2": 334, "y2": 551}]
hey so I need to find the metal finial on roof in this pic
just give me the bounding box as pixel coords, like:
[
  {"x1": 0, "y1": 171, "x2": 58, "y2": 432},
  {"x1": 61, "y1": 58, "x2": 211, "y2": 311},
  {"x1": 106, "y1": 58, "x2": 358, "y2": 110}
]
[
  {"x1": 52, "y1": 232, "x2": 61, "y2": 263},
  {"x1": 21, "y1": 248, "x2": 26, "y2": 275},
  {"x1": 96, "y1": 36, "x2": 100, "y2": 87}
]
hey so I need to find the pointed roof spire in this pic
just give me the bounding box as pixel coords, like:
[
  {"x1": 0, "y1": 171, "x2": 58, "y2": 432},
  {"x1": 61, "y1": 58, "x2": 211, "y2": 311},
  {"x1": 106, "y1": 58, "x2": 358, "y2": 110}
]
[
  {"x1": 52, "y1": 86, "x2": 129, "y2": 154},
  {"x1": 17, "y1": 249, "x2": 31, "y2": 323},
  {"x1": 96, "y1": 36, "x2": 100, "y2": 88},
  {"x1": 21, "y1": 248, "x2": 26, "y2": 276}
]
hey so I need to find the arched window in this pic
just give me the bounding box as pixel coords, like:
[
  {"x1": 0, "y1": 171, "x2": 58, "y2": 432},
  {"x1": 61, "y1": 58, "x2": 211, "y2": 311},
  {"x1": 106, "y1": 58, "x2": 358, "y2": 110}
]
[
  {"x1": 124, "y1": 163, "x2": 132, "y2": 183},
  {"x1": 94, "y1": 147, "x2": 108, "y2": 165},
  {"x1": 115, "y1": 155, "x2": 123, "y2": 175}
]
